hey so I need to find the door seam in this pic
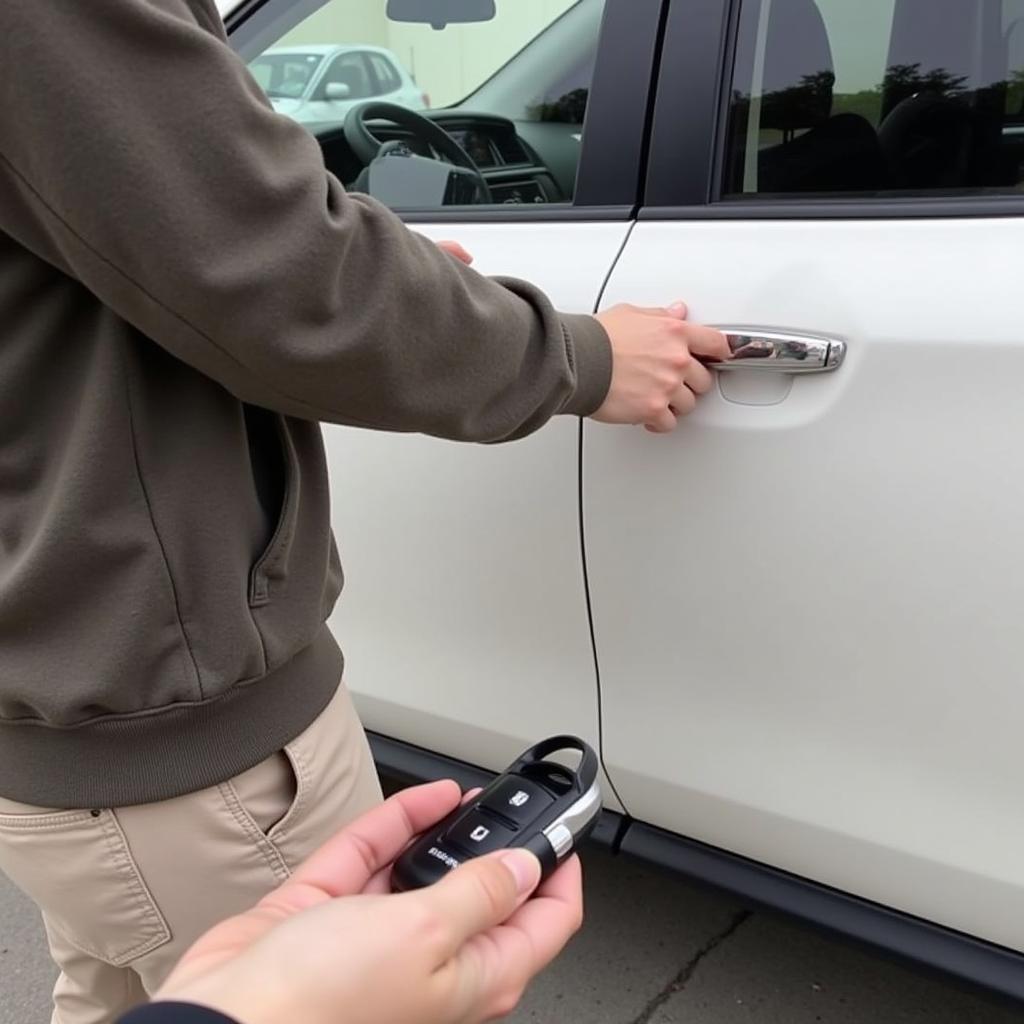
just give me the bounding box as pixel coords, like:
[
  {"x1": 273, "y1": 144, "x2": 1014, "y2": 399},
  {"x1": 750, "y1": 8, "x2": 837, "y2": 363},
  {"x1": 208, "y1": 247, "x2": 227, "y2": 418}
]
[{"x1": 577, "y1": 221, "x2": 638, "y2": 815}]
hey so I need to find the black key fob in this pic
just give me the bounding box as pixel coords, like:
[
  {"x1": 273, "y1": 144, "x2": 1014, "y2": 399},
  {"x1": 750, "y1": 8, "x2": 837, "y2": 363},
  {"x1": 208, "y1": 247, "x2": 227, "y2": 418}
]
[{"x1": 391, "y1": 735, "x2": 601, "y2": 892}]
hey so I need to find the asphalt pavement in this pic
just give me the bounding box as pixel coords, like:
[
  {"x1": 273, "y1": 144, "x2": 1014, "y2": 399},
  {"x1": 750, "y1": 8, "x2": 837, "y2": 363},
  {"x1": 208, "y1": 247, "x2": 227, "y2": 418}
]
[{"x1": 2, "y1": 847, "x2": 1020, "y2": 1023}]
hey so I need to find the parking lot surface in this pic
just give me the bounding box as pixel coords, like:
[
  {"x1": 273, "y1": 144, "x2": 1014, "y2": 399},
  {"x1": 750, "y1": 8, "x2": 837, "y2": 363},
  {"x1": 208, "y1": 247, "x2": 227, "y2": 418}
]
[{"x1": 3, "y1": 847, "x2": 1019, "y2": 1023}]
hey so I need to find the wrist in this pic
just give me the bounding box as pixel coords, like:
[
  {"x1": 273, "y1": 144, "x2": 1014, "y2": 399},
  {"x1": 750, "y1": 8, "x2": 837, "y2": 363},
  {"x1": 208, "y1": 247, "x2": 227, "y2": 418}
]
[
  {"x1": 559, "y1": 313, "x2": 613, "y2": 417},
  {"x1": 151, "y1": 977, "x2": 288, "y2": 1024}
]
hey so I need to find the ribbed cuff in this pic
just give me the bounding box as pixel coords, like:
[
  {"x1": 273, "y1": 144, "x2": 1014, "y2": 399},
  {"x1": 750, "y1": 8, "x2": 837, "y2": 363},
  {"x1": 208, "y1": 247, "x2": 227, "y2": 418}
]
[
  {"x1": 0, "y1": 628, "x2": 342, "y2": 808},
  {"x1": 559, "y1": 312, "x2": 613, "y2": 417},
  {"x1": 118, "y1": 1003, "x2": 239, "y2": 1024}
]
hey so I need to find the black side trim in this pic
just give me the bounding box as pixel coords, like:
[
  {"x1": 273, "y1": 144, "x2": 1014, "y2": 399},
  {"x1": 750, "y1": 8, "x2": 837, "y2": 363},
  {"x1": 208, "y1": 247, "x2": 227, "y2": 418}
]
[
  {"x1": 368, "y1": 732, "x2": 623, "y2": 848},
  {"x1": 624, "y1": 823, "x2": 1024, "y2": 1006},
  {"x1": 368, "y1": 731, "x2": 1024, "y2": 1005},
  {"x1": 641, "y1": 198, "x2": 1024, "y2": 220}
]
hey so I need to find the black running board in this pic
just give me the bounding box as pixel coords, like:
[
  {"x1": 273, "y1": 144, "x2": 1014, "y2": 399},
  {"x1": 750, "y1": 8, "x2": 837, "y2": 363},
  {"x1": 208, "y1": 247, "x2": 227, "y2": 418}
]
[{"x1": 368, "y1": 730, "x2": 1024, "y2": 1007}]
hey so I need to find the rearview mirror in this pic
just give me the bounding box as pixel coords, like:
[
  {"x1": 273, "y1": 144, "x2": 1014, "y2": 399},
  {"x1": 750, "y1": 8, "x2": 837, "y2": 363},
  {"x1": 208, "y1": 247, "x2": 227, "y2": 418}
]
[
  {"x1": 325, "y1": 82, "x2": 352, "y2": 100},
  {"x1": 386, "y1": 0, "x2": 496, "y2": 30}
]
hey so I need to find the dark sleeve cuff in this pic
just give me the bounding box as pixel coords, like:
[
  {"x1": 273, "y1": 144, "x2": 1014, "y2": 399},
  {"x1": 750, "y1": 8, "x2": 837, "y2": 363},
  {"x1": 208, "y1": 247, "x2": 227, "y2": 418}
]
[
  {"x1": 118, "y1": 1004, "x2": 240, "y2": 1024},
  {"x1": 559, "y1": 313, "x2": 613, "y2": 418}
]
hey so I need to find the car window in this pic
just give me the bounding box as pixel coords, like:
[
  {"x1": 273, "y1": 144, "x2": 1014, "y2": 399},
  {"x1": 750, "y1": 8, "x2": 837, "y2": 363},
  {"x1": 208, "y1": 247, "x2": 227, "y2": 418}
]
[
  {"x1": 1008, "y1": 1, "x2": 1024, "y2": 119},
  {"x1": 249, "y1": 52, "x2": 323, "y2": 98},
  {"x1": 314, "y1": 51, "x2": 376, "y2": 100},
  {"x1": 247, "y1": 0, "x2": 606, "y2": 210},
  {"x1": 722, "y1": 0, "x2": 1024, "y2": 197},
  {"x1": 367, "y1": 52, "x2": 402, "y2": 95}
]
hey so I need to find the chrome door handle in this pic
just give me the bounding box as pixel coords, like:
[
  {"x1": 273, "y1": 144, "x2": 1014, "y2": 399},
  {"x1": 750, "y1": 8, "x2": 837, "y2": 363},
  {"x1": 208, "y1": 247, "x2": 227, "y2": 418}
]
[{"x1": 709, "y1": 330, "x2": 846, "y2": 373}]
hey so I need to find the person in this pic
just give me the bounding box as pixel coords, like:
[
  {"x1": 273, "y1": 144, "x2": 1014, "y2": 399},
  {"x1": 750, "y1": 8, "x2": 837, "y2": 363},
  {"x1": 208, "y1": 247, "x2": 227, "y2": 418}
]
[
  {"x1": 0, "y1": 1, "x2": 729, "y2": 1021},
  {"x1": 114, "y1": 780, "x2": 583, "y2": 1024}
]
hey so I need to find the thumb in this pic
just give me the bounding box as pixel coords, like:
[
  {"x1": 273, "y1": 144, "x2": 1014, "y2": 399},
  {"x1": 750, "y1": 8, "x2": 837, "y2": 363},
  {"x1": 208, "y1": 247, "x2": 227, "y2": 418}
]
[
  {"x1": 417, "y1": 849, "x2": 541, "y2": 956},
  {"x1": 666, "y1": 301, "x2": 688, "y2": 319},
  {"x1": 436, "y1": 239, "x2": 474, "y2": 265}
]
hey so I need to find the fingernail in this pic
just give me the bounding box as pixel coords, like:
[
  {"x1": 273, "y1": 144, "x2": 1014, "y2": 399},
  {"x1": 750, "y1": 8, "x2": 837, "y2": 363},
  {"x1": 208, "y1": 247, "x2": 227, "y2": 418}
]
[
  {"x1": 668, "y1": 302, "x2": 686, "y2": 316},
  {"x1": 500, "y1": 849, "x2": 541, "y2": 895}
]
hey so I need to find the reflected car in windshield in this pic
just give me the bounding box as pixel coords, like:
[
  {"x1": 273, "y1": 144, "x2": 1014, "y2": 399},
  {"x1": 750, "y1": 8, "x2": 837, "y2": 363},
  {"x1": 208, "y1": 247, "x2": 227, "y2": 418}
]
[{"x1": 249, "y1": 45, "x2": 427, "y2": 130}]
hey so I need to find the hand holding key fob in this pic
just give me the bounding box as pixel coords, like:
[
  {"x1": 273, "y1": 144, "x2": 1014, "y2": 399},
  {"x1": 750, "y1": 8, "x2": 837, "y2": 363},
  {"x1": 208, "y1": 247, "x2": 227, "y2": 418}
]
[{"x1": 391, "y1": 736, "x2": 601, "y2": 892}]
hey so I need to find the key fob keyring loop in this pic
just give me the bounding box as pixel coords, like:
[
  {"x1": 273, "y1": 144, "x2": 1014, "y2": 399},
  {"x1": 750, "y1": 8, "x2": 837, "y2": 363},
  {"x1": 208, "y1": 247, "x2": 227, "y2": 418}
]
[
  {"x1": 506, "y1": 734, "x2": 599, "y2": 797},
  {"x1": 391, "y1": 735, "x2": 602, "y2": 892}
]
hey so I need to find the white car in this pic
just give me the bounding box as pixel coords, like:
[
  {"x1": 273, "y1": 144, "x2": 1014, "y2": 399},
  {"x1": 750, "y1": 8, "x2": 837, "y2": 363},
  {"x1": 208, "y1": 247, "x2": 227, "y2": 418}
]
[
  {"x1": 225, "y1": 0, "x2": 1024, "y2": 1003},
  {"x1": 248, "y1": 45, "x2": 426, "y2": 131}
]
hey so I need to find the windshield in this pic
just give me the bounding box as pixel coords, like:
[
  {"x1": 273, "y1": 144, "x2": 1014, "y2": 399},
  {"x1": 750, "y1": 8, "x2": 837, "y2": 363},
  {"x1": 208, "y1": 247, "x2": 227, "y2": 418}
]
[
  {"x1": 251, "y1": 0, "x2": 582, "y2": 110},
  {"x1": 249, "y1": 52, "x2": 324, "y2": 98},
  {"x1": 239, "y1": 0, "x2": 605, "y2": 207}
]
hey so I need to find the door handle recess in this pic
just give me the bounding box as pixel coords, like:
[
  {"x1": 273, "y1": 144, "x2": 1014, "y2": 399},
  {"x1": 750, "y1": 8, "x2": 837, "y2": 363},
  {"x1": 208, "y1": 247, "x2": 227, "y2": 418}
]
[{"x1": 708, "y1": 330, "x2": 846, "y2": 374}]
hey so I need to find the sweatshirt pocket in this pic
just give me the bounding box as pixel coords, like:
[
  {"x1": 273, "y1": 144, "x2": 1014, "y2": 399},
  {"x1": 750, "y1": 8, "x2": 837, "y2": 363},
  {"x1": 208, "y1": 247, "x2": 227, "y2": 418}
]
[{"x1": 248, "y1": 418, "x2": 301, "y2": 608}]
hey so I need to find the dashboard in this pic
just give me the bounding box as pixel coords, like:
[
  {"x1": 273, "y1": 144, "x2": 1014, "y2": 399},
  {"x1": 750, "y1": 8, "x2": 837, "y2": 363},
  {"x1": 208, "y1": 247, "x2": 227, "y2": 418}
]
[
  {"x1": 317, "y1": 112, "x2": 567, "y2": 206},
  {"x1": 440, "y1": 128, "x2": 497, "y2": 168},
  {"x1": 374, "y1": 129, "x2": 497, "y2": 167}
]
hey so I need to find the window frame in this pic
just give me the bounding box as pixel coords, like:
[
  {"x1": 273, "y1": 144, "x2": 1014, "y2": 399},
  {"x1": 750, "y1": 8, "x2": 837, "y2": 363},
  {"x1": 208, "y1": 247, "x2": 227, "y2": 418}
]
[
  {"x1": 641, "y1": 0, "x2": 1024, "y2": 219},
  {"x1": 366, "y1": 51, "x2": 403, "y2": 96},
  {"x1": 227, "y1": 0, "x2": 668, "y2": 222}
]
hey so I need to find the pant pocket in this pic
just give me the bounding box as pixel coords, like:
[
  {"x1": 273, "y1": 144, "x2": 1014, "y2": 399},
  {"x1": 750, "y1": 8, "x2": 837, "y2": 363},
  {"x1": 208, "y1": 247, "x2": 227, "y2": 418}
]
[
  {"x1": 263, "y1": 683, "x2": 383, "y2": 869},
  {"x1": 0, "y1": 805, "x2": 170, "y2": 966},
  {"x1": 223, "y1": 749, "x2": 301, "y2": 842}
]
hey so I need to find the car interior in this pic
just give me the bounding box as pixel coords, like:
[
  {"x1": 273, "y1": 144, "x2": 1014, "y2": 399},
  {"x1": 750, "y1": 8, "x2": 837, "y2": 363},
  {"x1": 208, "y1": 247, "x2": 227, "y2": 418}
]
[
  {"x1": 274, "y1": 0, "x2": 1024, "y2": 206},
  {"x1": 312, "y1": 0, "x2": 603, "y2": 206},
  {"x1": 727, "y1": 0, "x2": 1024, "y2": 196}
]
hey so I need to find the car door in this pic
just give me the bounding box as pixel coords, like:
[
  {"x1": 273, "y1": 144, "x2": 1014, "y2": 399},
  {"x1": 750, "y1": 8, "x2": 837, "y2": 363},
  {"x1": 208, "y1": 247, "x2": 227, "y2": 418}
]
[
  {"x1": 586, "y1": 0, "x2": 1024, "y2": 950},
  {"x1": 304, "y1": 50, "x2": 375, "y2": 125},
  {"x1": 365, "y1": 50, "x2": 420, "y2": 108},
  {"x1": 228, "y1": 0, "x2": 663, "y2": 787}
]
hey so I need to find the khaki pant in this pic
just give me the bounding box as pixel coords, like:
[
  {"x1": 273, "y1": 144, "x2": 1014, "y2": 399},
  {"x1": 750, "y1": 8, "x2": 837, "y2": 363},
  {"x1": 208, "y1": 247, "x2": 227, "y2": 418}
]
[{"x1": 0, "y1": 681, "x2": 383, "y2": 1024}]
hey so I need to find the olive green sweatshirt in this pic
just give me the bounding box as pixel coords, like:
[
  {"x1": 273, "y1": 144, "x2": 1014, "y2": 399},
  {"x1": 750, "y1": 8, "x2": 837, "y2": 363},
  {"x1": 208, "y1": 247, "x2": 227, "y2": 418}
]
[{"x1": 0, "y1": 0, "x2": 612, "y2": 807}]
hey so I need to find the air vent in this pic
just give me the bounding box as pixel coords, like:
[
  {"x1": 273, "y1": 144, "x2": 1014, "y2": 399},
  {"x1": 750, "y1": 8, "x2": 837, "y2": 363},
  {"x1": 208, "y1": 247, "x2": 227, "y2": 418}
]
[{"x1": 493, "y1": 134, "x2": 530, "y2": 166}]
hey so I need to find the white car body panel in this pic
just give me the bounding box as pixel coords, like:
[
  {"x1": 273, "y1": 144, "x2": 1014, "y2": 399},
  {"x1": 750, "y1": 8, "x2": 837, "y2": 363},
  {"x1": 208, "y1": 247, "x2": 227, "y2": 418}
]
[
  {"x1": 586, "y1": 216, "x2": 1024, "y2": 950},
  {"x1": 220, "y1": 0, "x2": 1024, "y2": 966},
  {"x1": 326, "y1": 221, "x2": 631, "y2": 809}
]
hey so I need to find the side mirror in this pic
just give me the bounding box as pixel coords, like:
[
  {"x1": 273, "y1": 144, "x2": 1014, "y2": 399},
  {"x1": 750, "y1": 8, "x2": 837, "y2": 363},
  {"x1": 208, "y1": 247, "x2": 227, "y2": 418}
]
[
  {"x1": 325, "y1": 82, "x2": 353, "y2": 100},
  {"x1": 386, "y1": 0, "x2": 496, "y2": 30}
]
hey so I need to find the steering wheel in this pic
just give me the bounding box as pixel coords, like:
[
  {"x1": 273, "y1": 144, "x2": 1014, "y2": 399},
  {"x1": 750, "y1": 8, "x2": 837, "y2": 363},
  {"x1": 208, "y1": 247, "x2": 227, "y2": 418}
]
[{"x1": 343, "y1": 101, "x2": 492, "y2": 203}]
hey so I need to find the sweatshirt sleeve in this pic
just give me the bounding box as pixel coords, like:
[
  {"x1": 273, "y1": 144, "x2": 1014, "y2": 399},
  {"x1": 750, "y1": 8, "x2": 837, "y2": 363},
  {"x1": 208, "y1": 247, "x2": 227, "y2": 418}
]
[
  {"x1": 117, "y1": 1004, "x2": 238, "y2": 1024},
  {"x1": 0, "y1": 0, "x2": 612, "y2": 442}
]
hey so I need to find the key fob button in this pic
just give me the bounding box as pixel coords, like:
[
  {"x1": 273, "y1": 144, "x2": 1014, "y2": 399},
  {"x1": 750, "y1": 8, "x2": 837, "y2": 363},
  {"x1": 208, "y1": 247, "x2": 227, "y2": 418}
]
[
  {"x1": 445, "y1": 812, "x2": 518, "y2": 855},
  {"x1": 480, "y1": 777, "x2": 555, "y2": 825},
  {"x1": 390, "y1": 735, "x2": 601, "y2": 893}
]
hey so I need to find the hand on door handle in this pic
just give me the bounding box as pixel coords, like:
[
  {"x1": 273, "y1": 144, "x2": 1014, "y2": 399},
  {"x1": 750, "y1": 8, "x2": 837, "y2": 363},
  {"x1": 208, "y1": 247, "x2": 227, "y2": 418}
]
[
  {"x1": 707, "y1": 330, "x2": 846, "y2": 373},
  {"x1": 592, "y1": 302, "x2": 732, "y2": 433}
]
